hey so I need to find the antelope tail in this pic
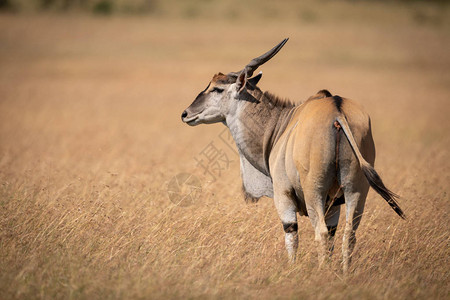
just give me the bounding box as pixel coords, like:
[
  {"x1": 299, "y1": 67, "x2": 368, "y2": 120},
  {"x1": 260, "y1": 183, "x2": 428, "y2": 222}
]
[{"x1": 335, "y1": 115, "x2": 406, "y2": 219}]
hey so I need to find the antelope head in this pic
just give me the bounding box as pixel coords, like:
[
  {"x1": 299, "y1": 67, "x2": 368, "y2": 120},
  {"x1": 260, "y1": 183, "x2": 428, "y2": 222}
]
[{"x1": 181, "y1": 38, "x2": 289, "y2": 126}]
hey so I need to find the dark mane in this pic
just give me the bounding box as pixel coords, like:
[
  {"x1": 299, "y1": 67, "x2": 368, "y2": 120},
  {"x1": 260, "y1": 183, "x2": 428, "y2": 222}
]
[{"x1": 263, "y1": 91, "x2": 296, "y2": 108}]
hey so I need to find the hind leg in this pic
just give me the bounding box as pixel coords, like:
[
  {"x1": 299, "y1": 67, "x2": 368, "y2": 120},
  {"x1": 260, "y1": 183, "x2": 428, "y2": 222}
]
[
  {"x1": 342, "y1": 183, "x2": 369, "y2": 273},
  {"x1": 304, "y1": 189, "x2": 330, "y2": 266}
]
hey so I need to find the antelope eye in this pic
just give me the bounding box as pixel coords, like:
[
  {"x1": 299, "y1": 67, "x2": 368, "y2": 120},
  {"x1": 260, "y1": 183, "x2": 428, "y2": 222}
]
[{"x1": 212, "y1": 87, "x2": 224, "y2": 93}]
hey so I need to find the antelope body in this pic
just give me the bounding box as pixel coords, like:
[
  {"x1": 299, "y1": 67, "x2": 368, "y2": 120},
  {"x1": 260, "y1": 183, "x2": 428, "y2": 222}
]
[{"x1": 181, "y1": 39, "x2": 404, "y2": 272}]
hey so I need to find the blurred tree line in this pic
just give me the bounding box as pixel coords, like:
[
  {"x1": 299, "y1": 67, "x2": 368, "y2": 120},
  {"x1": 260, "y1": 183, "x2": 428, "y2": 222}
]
[
  {"x1": 0, "y1": 0, "x2": 447, "y2": 15},
  {"x1": 0, "y1": 0, "x2": 157, "y2": 14}
]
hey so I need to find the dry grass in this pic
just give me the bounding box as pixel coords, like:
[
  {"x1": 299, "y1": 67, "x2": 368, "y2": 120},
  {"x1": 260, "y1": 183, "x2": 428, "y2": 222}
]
[{"x1": 0, "y1": 2, "x2": 449, "y2": 299}]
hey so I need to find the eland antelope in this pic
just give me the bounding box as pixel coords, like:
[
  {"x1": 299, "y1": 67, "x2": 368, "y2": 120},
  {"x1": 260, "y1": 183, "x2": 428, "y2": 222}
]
[{"x1": 181, "y1": 38, "x2": 405, "y2": 272}]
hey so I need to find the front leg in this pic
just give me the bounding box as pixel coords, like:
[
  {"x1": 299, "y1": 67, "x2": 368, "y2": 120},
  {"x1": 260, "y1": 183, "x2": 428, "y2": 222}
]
[
  {"x1": 274, "y1": 191, "x2": 298, "y2": 263},
  {"x1": 325, "y1": 204, "x2": 341, "y2": 254}
]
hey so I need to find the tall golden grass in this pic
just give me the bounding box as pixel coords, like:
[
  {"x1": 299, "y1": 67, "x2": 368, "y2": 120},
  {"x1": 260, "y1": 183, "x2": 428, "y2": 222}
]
[{"x1": 0, "y1": 3, "x2": 449, "y2": 299}]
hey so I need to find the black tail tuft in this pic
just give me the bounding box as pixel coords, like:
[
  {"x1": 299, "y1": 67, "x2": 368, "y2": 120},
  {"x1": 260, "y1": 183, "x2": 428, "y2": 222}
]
[{"x1": 362, "y1": 165, "x2": 406, "y2": 219}]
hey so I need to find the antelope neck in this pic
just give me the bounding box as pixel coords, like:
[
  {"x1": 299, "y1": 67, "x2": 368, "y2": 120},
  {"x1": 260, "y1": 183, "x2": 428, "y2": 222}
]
[{"x1": 226, "y1": 89, "x2": 296, "y2": 177}]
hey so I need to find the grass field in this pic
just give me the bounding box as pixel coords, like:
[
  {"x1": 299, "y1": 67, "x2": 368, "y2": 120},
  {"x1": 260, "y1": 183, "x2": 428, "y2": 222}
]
[{"x1": 0, "y1": 2, "x2": 449, "y2": 299}]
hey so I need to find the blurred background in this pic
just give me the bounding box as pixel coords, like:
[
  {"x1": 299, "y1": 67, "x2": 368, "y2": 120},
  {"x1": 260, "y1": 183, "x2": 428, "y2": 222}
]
[
  {"x1": 0, "y1": 1, "x2": 449, "y2": 299},
  {"x1": 1, "y1": 0, "x2": 449, "y2": 20}
]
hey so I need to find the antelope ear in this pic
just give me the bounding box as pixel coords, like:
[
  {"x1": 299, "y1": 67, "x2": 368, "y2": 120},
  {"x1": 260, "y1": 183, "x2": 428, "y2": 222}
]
[
  {"x1": 248, "y1": 72, "x2": 262, "y2": 86},
  {"x1": 236, "y1": 70, "x2": 247, "y2": 93}
]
